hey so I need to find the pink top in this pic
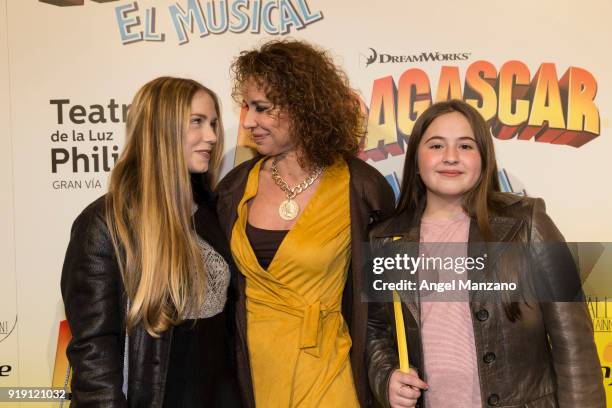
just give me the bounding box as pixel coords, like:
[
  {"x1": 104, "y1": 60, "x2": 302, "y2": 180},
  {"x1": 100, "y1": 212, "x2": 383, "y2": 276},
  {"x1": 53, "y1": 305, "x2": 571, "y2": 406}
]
[{"x1": 419, "y1": 212, "x2": 482, "y2": 408}]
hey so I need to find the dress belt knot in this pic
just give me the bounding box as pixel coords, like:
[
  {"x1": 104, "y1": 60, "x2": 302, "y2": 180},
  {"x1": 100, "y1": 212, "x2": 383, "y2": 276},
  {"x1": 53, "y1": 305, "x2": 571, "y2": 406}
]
[{"x1": 248, "y1": 296, "x2": 340, "y2": 358}]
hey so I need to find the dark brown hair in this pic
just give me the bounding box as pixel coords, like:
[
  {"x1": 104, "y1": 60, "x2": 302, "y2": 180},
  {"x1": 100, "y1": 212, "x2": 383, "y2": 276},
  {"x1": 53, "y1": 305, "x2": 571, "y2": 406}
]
[
  {"x1": 231, "y1": 39, "x2": 363, "y2": 168},
  {"x1": 397, "y1": 99, "x2": 528, "y2": 320},
  {"x1": 396, "y1": 99, "x2": 501, "y2": 239}
]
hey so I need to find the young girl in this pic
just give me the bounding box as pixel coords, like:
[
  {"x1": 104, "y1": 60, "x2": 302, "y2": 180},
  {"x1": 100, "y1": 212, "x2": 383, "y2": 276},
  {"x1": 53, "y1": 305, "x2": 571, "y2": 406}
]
[{"x1": 366, "y1": 100, "x2": 604, "y2": 407}]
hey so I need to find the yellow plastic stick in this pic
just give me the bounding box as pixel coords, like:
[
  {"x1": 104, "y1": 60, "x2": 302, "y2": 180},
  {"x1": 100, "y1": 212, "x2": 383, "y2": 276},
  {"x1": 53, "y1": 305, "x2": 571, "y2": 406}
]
[
  {"x1": 393, "y1": 290, "x2": 409, "y2": 372},
  {"x1": 392, "y1": 236, "x2": 409, "y2": 372}
]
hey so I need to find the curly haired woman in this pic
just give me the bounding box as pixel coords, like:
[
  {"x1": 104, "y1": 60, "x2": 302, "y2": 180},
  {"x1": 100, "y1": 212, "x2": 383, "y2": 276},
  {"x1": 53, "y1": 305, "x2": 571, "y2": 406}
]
[{"x1": 216, "y1": 40, "x2": 395, "y2": 407}]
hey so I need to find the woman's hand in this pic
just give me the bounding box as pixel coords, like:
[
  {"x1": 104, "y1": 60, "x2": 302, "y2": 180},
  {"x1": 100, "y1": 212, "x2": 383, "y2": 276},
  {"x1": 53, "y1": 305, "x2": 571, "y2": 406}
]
[{"x1": 388, "y1": 368, "x2": 428, "y2": 407}]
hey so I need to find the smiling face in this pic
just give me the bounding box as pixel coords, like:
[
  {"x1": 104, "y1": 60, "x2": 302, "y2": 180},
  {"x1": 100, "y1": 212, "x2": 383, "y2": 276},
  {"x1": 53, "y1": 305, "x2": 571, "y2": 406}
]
[
  {"x1": 184, "y1": 90, "x2": 218, "y2": 173},
  {"x1": 241, "y1": 80, "x2": 293, "y2": 157},
  {"x1": 417, "y1": 111, "x2": 482, "y2": 201}
]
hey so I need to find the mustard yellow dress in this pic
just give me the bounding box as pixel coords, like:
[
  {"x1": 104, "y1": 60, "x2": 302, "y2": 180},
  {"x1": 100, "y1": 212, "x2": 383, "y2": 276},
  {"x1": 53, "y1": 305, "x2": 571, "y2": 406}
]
[{"x1": 230, "y1": 159, "x2": 359, "y2": 407}]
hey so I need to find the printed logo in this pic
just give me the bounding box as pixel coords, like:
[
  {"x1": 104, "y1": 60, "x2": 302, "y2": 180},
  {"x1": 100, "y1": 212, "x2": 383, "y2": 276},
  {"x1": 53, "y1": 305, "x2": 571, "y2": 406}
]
[
  {"x1": 0, "y1": 316, "x2": 17, "y2": 344},
  {"x1": 364, "y1": 48, "x2": 377, "y2": 67},
  {"x1": 40, "y1": 0, "x2": 324, "y2": 45},
  {"x1": 359, "y1": 60, "x2": 600, "y2": 163},
  {"x1": 362, "y1": 48, "x2": 471, "y2": 67}
]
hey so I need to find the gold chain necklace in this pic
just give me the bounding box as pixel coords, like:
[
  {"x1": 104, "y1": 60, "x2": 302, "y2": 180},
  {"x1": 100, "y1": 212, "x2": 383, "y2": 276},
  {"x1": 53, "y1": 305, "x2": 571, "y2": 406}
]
[{"x1": 270, "y1": 158, "x2": 323, "y2": 220}]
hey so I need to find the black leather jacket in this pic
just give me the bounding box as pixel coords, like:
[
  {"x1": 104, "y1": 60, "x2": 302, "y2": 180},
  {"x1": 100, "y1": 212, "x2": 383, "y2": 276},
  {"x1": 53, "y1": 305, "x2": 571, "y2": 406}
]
[
  {"x1": 61, "y1": 191, "x2": 237, "y2": 407},
  {"x1": 366, "y1": 194, "x2": 605, "y2": 408}
]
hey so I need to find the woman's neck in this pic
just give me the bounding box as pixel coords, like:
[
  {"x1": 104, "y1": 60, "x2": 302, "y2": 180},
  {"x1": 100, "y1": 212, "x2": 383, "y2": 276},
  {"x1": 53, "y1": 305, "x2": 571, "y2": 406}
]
[
  {"x1": 422, "y1": 192, "x2": 466, "y2": 222},
  {"x1": 271, "y1": 150, "x2": 311, "y2": 183}
]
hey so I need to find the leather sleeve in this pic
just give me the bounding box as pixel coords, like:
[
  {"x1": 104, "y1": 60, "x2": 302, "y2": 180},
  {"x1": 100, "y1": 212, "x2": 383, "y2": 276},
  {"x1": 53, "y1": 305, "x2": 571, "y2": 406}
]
[
  {"x1": 366, "y1": 299, "x2": 398, "y2": 408},
  {"x1": 530, "y1": 198, "x2": 606, "y2": 407},
  {"x1": 367, "y1": 168, "x2": 396, "y2": 227},
  {"x1": 363, "y1": 168, "x2": 399, "y2": 408},
  {"x1": 60, "y1": 201, "x2": 128, "y2": 407}
]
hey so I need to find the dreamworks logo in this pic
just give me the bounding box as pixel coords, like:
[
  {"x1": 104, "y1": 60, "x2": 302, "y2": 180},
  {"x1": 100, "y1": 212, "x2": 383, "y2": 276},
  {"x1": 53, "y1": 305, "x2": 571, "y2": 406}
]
[{"x1": 360, "y1": 48, "x2": 471, "y2": 67}]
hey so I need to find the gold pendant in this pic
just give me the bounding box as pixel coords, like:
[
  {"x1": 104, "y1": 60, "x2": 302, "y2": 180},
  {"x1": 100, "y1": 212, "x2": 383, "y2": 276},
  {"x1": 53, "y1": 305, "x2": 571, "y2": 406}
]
[{"x1": 279, "y1": 199, "x2": 299, "y2": 221}]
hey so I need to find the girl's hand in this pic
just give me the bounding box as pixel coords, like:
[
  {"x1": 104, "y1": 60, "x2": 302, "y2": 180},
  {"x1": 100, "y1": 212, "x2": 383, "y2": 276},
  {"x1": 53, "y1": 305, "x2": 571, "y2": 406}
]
[{"x1": 388, "y1": 368, "x2": 428, "y2": 407}]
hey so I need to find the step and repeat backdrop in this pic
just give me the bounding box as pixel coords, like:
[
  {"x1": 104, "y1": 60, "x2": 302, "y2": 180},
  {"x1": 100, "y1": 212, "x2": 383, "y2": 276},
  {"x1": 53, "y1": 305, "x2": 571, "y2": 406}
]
[{"x1": 1, "y1": 0, "x2": 611, "y2": 406}]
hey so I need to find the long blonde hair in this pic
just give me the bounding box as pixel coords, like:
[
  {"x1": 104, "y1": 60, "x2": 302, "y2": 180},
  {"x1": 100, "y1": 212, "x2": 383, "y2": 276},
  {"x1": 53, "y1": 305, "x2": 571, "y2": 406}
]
[{"x1": 105, "y1": 77, "x2": 224, "y2": 336}]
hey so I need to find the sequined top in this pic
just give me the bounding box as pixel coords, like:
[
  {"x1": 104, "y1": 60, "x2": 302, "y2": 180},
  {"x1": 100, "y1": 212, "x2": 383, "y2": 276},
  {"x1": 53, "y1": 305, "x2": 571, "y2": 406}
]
[{"x1": 190, "y1": 235, "x2": 230, "y2": 319}]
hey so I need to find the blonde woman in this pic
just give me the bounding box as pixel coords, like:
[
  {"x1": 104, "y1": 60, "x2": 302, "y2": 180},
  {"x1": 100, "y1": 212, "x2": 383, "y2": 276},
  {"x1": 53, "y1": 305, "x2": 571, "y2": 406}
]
[{"x1": 61, "y1": 77, "x2": 240, "y2": 407}]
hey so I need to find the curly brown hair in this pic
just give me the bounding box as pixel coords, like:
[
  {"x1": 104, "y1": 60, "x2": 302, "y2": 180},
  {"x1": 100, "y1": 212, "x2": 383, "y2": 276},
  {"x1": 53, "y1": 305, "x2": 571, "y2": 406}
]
[{"x1": 231, "y1": 39, "x2": 363, "y2": 168}]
